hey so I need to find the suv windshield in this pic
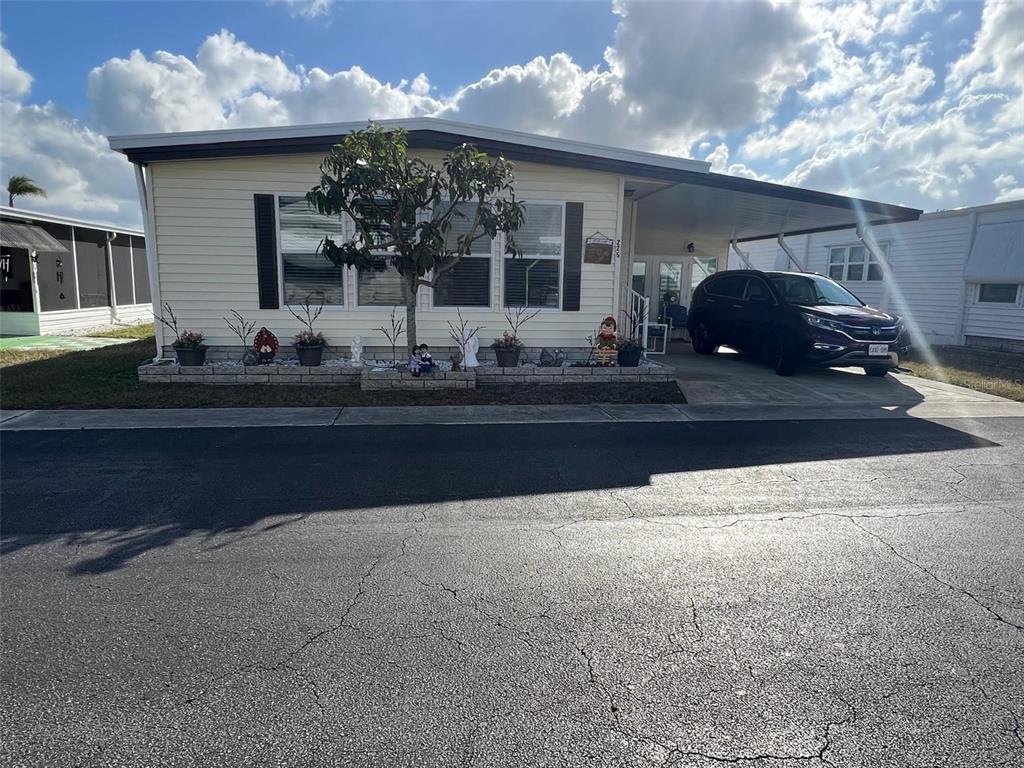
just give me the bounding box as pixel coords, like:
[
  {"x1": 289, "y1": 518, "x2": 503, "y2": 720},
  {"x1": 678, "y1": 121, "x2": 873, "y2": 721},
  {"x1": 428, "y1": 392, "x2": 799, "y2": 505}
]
[{"x1": 769, "y1": 274, "x2": 862, "y2": 307}]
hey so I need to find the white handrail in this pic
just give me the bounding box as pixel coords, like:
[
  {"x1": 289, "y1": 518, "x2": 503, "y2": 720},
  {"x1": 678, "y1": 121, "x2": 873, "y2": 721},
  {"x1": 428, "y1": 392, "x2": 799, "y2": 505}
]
[{"x1": 628, "y1": 288, "x2": 650, "y2": 355}]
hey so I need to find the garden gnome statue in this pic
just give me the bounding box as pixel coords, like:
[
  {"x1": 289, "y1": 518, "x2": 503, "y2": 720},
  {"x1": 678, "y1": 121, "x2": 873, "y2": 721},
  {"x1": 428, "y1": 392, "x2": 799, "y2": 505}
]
[
  {"x1": 594, "y1": 316, "x2": 618, "y2": 366},
  {"x1": 350, "y1": 335, "x2": 363, "y2": 366},
  {"x1": 463, "y1": 332, "x2": 481, "y2": 368}
]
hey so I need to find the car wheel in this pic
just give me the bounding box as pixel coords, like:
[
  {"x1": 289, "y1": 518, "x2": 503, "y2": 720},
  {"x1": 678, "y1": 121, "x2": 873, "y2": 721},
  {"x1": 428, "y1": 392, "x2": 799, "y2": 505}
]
[
  {"x1": 774, "y1": 335, "x2": 796, "y2": 376},
  {"x1": 864, "y1": 366, "x2": 890, "y2": 377},
  {"x1": 691, "y1": 321, "x2": 717, "y2": 355}
]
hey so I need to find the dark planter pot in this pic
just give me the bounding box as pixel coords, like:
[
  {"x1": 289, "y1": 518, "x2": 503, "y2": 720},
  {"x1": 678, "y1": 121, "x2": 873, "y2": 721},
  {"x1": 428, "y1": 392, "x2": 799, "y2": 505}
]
[
  {"x1": 617, "y1": 347, "x2": 643, "y2": 367},
  {"x1": 295, "y1": 344, "x2": 325, "y2": 367},
  {"x1": 174, "y1": 346, "x2": 207, "y2": 366},
  {"x1": 493, "y1": 347, "x2": 521, "y2": 368}
]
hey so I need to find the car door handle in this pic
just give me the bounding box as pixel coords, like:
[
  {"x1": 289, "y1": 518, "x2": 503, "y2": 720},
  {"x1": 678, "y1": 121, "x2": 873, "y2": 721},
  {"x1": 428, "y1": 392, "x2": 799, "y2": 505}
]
[{"x1": 732, "y1": 303, "x2": 743, "y2": 309}]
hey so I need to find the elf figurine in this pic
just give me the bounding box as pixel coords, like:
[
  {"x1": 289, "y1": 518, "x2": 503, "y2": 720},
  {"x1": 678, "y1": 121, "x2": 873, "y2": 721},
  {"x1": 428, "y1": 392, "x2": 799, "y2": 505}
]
[{"x1": 594, "y1": 316, "x2": 618, "y2": 366}]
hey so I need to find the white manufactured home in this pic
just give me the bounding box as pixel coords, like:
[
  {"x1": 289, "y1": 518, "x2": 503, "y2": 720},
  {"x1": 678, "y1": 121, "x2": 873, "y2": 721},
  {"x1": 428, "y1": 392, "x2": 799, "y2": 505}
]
[
  {"x1": 0, "y1": 207, "x2": 152, "y2": 336},
  {"x1": 108, "y1": 118, "x2": 920, "y2": 360},
  {"x1": 730, "y1": 200, "x2": 1024, "y2": 352}
]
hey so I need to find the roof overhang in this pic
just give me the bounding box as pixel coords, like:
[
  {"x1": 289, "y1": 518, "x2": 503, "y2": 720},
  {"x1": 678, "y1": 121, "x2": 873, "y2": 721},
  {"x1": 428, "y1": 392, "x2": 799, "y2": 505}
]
[
  {"x1": 0, "y1": 206, "x2": 144, "y2": 237},
  {"x1": 0, "y1": 221, "x2": 69, "y2": 252},
  {"x1": 108, "y1": 117, "x2": 921, "y2": 239},
  {"x1": 108, "y1": 117, "x2": 710, "y2": 178},
  {"x1": 635, "y1": 175, "x2": 921, "y2": 243}
]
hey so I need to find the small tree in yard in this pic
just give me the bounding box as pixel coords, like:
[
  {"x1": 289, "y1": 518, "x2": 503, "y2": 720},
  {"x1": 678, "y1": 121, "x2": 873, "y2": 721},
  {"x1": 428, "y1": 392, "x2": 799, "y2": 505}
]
[{"x1": 306, "y1": 124, "x2": 525, "y2": 348}]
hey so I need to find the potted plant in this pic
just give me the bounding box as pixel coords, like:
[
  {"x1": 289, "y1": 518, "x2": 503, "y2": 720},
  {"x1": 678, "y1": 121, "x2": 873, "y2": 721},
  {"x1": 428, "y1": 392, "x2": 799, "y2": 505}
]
[
  {"x1": 491, "y1": 306, "x2": 540, "y2": 368},
  {"x1": 491, "y1": 331, "x2": 524, "y2": 368},
  {"x1": 156, "y1": 302, "x2": 207, "y2": 366},
  {"x1": 294, "y1": 330, "x2": 327, "y2": 366},
  {"x1": 288, "y1": 296, "x2": 327, "y2": 366},
  {"x1": 616, "y1": 336, "x2": 644, "y2": 367},
  {"x1": 174, "y1": 331, "x2": 207, "y2": 366}
]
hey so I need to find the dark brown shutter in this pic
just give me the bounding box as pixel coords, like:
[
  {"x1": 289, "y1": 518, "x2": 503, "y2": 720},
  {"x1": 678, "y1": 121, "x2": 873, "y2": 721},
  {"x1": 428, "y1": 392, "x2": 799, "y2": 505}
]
[
  {"x1": 254, "y1": 194, "x2": 279, "y2": 309},
  {"x1": 562, "y1": 202, "x2": 584, "y2": 311}
]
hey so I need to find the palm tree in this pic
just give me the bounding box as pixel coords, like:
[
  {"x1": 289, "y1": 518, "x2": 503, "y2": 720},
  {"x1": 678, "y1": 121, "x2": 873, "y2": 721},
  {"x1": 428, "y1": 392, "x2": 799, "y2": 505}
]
[{"x1": 7, "y1": 175, "x2": 47, "y2": 207}]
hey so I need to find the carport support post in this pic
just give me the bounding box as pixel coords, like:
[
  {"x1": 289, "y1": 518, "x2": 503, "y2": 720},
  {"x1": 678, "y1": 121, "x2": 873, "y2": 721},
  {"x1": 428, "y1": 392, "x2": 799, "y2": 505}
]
[
  {"x1": 105, "y1": 231, "x2": 119, "y2": 324},
  {"x1": 28, "y1": 249, "x2": 41, "y2": 315},
  {"x1": 134, "y1": 163, "x2": 164, "y2": 360},
  {"x1": 730, "y1": 240, "x2": 753, "y2": 269},
  {"x1": 777, "y1": 234, "x2": 806, "y2": 272}
]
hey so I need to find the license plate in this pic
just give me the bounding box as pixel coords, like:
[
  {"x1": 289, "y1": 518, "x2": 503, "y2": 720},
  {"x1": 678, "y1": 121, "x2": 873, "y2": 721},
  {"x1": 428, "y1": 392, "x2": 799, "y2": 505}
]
[{"x1": 868, "y1": 344, "x2": 889, "y2": 357}]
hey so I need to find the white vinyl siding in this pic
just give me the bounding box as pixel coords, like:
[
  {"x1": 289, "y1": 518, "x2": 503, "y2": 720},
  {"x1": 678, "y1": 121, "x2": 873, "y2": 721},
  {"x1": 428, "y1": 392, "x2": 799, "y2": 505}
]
[{"x1": 148, "y1": 153, "x2": 621, "y2": 353}]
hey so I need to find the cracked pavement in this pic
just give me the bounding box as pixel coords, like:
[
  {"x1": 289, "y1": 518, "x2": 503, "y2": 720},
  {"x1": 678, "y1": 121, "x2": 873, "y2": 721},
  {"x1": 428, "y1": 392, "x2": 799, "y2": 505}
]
[{"x1": 1, "y1": 417, "x2": 1022, "y2": 766}]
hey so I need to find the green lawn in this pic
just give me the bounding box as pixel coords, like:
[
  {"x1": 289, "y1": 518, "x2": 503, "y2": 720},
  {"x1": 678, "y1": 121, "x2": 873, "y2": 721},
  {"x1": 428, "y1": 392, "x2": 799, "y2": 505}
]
[
  {"x1": 0, "y1": 335, "x2": 684, "y2": 409},
  {"x1": 88, "y1": 322, "x2": 155, "y2": 339},
  {"x1": 902, "y1": 346, "x2": 1023, "y2": 402}
]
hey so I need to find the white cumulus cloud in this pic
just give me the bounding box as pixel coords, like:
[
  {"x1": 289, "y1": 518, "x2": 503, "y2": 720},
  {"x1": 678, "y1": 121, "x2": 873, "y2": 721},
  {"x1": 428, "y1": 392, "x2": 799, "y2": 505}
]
[{"x1": 1, "y1": 0, "x2": 1022, "y2": 227}]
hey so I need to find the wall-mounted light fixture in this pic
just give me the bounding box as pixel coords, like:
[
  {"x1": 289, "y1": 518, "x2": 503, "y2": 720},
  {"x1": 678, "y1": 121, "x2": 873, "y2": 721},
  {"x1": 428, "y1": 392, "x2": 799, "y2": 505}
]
[{"x1": 686, "y1": 242, "x2": 695, "y2": 253}]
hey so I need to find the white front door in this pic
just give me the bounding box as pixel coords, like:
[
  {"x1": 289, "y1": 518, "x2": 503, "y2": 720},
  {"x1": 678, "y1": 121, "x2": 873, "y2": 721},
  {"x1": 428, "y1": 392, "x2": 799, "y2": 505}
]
[{"x1": 656, "y1": 261, "x2": 684, "y2": 323}]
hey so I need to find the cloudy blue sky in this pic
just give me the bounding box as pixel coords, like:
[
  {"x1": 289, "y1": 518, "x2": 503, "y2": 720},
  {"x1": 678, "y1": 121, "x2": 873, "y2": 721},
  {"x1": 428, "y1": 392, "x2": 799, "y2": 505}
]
[{"x1": 1, "y1": 0, "x2": 1021, "y2": 227}]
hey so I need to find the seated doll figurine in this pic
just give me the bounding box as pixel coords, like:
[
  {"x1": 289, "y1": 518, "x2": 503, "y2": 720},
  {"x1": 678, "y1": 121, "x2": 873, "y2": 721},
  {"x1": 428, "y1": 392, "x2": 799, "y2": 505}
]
[
  {"x1": 409, "y1": 346, "x2": 422, "y2": 377},
  {"x1": 419, "y1": 344, "x2": 434, "y2": 374}
]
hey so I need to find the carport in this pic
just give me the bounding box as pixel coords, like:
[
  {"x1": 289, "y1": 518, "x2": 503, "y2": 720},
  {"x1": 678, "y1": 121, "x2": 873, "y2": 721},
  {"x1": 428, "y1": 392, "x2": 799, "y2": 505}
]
[{"x1": 621, "y1": 171, "x2": 921, "y2": 343}]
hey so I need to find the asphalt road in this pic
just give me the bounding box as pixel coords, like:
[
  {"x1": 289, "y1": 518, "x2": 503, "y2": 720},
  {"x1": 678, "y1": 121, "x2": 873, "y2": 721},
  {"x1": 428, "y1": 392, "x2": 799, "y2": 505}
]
[{"x1": 2, "y1": 418, "x2": 1023, "y2": 767}]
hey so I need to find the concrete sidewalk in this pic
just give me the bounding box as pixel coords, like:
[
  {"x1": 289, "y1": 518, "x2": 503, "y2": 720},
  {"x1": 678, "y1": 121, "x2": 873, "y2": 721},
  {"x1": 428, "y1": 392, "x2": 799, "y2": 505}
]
[{"x1": 2, "y1": 399, "x2": 1022, "y2": 430}]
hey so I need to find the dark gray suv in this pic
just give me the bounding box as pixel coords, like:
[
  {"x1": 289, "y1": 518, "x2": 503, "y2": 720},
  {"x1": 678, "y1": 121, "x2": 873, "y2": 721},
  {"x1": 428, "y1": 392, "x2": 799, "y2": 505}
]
[{"x1": 686, "y1": 270, "x2": 911, "y2": 376}]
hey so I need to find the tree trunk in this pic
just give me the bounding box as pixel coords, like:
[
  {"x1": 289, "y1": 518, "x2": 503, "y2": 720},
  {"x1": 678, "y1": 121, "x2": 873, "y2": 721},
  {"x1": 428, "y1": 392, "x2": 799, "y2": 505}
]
[
  {"x1": 405, "y1": 272, "x2": 419, "y2": 350},
  {"x1": 8, "y1": 194, "x2": 13, "y2": 207}
]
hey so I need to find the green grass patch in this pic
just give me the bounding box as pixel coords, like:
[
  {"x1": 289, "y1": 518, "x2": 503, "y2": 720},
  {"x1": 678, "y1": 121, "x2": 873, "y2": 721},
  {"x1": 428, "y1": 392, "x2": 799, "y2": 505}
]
[
  {"x1": 1, "y1": 335, "x2": 684, "y2": 409},
  {"x1": 902, "y1": 345, "x2": 1023, "y2": 402},
  {"x1": 901, "y1": 361, "x2": 1023, "y2": 402},
  {"x1": 87, "y1": 323, "x2": 155, "y2": 339}
]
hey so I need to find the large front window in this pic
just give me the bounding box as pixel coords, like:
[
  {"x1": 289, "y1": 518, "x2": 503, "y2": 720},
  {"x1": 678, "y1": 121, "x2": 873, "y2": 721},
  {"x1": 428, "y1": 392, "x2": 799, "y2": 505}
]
[
  {"x1": 503, "y1": 202, "x2": 563, "y2": 308},
  {"x1": 433, "y1": 202, "x2": 493, "y2": 307},
  {"x1": 278, "y1": 196, "x2": 344, "y2": 305},
  {"x1": 356, "y1": 199, "x2": 416, "y2": 307}
]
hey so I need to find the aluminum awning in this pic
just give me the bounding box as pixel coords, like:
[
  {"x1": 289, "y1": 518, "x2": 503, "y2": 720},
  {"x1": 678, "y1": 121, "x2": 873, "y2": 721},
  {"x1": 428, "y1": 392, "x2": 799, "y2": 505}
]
[{"x1": 0, "y1": 221, "x2": 68, "y2": 252}]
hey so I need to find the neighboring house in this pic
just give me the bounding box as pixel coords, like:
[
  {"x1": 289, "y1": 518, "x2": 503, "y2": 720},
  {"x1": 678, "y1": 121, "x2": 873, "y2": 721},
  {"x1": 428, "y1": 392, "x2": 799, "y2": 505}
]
[
  {"x1": 0, "y1": 207, "x2": 152, "y2": 336},
  {"x1": 730, "y1": 200, "x2": 1024, "y2": 352},
  {"x1": 108, "y1": 118, "x2": 920, "y2": 359}
]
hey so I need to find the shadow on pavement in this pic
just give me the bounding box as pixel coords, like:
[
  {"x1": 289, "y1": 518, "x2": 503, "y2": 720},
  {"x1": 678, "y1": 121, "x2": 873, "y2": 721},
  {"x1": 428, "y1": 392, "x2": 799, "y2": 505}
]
[{"x1": 0, "y1": 419, "x2": 999, "y2": 574}]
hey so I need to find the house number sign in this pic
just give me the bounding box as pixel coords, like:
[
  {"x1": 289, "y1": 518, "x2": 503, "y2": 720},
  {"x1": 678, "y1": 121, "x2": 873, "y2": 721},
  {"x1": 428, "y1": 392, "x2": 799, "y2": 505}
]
[{"x1": 584, "y1": 232, "x2": 614, "y2": 265}]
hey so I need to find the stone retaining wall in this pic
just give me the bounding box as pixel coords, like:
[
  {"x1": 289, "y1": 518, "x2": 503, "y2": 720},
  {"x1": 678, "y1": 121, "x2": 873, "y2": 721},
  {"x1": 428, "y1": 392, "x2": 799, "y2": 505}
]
[
  {"x1": 476, "y1": 366, "x2": 673, "y2": 386},
  {"x1": 138, "y1": 361, "x2": 361, "y2": 386},
  {"x1": 361, "y1": 370, "x2": 475, "y2": 390},
  {"x1": 138, "y1": 361, "x2": 673, "y2": 389}
]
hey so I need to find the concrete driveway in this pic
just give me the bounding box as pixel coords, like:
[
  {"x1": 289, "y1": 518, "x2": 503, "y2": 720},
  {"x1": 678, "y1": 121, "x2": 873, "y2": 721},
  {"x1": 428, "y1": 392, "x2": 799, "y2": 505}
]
[{"x1": 662, "y1": 342, "x2": 1010, "y2": 408}]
